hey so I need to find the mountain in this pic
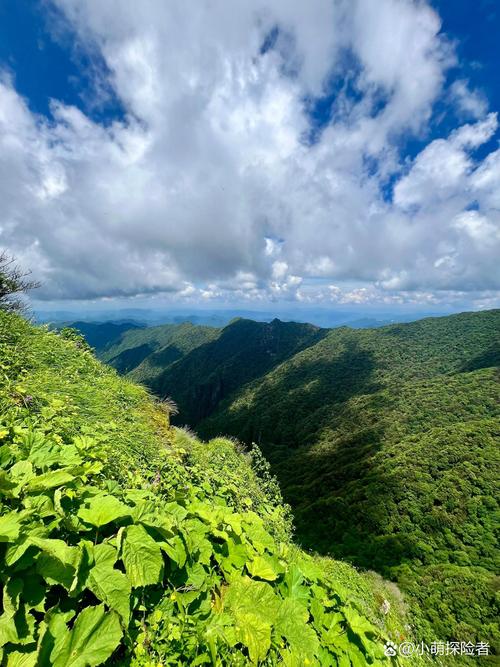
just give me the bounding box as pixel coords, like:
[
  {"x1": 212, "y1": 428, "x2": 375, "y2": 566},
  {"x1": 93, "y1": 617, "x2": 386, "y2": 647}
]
[
  {"x1": 127, "y1": 322, "x2": 221, "y2": 385},
  {"x1": 60, "y1": 319, "x2": 145, "y2": 352},
  {"x1": 0, "y1": 309, "x2": 414, "y2": 665},
  {"x1": 144, "y1": 309, "x2": 500, "y2": 652},
  {"x1": 68, "y1": 320, "x2": 220, "y2": 376},
  {"x1": 149, "y1": 318, "x2": 326, "y2": 425},
  {"x1": 37, "y1": 305, "x2": 445, "y2": 329}
]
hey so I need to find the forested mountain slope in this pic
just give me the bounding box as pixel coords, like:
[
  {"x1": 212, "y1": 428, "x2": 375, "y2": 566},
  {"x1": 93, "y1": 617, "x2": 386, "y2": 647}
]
[
  {"x1": 0, "y1": 311, "x2": 414, "y2": 665},
  {"x1": 125, "y1": 322, "x2": 220, "y2": 385},
  {"x1": 151, "y1": 309, "x2": 500, "y2": 653},
  {"x1": 63, "y1": 320, "x2": 144, "y2": 352},
  {"x1": 149, "y1": 318, "x2": 326, "y2": 425},
  {"x1": 70, "y1": 320, "x2": 220, "y2": 376}
]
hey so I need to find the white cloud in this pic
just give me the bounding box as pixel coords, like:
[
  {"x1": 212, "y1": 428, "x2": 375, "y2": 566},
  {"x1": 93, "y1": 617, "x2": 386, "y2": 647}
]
[
  {"x1": 449, "y1": 79, "x2": 488, "y2": 120},
  {"x1": 0, "y1": 0, "x2": 499, "y2": 309}
]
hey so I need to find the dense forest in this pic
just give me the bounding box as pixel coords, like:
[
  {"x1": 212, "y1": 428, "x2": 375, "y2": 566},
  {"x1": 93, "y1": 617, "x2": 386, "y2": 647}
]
[{"x1": 76, "y1": 310, "x2": 500, "y2": 657}]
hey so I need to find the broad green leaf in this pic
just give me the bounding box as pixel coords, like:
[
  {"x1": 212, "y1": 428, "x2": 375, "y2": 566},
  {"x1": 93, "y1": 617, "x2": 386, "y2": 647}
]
[
  {"x1": 93, "y1": 543, "x2": 116, "y2": 568},
  {"x1": 27, "y1": 435, "x2": 61, "y2": 469},
  {"x1": 6, "y1": 651, "x2": 37, "y2": 667},
  {"x1": 9, "y1": 461, "x2": 34, "y2": 488},
  {"x1": 88, "y1": 568, "x2": 130, "y2": 624},
  {"x1": 343, "y1": 606, "x2": 379, "y2": 648},
  {"x1": 216, "y1": 542, "x2": 247, "y2": 577},
  {"x1": 185, "y1": 562, "x2": 207, "y2": 589},
  {"x1": 51, "y1": 605, "x2": 122, "y2": 667},
  {"x1": 121, "y1": 524, "x2": 164, "y2": 587},
  {"x1": 204, "y1": 612, "x2": 238, "y2": 649},
  {"x1": 69, "y1": 541, "x2": 94, "y2": 597},
  {"x1": 36, "y1": 609, "x2": 75, "y2": 666},
  {"x1": 20, "y1": 573, "x2": 46, "y2": 612},
  {"x1": 247, "y1": 555, "x2": 283, "y2": 581},
  {"x1": 33, "y1": 538, "x2": 80, "y2": 590},
  {"x1": 29, "y1": 437, "x2": 82, "y2": 471},
  {"x1": 164, "y1": 501, "x2": 188, "y2": 523},
  {"x1": 2, "y1": 578, "x2": 23, "y2": 618},
  {"x1": 160, "y1": 535, "x2": 187, "y2": 567},
  {"x1": 0, "y1": 614, "x2": 19, "y2": 648},
  {"x1": 274, "y1": 598, "x2": 319, "y2": 657},
  {"x1": 282, "y1": 565, "x2": 308, "y2": 605},
  {"x1": 0, "y1": 513, "x2": 22, "y2": 542},
  {"x1": 295, "y1": 555, "x2": 323, "y2": 583},
  {"x1": 5, "y1": 527, "x2": 46, "y2": 567},
  {"x1": 57, "y1": 445, "x2": 82, "y2": 467},
  {"x1": 0, "y1": 471, "x2": 17, "y2": 497},
  {"x1": 227, "y1": 542, "x2": 248, "y2": 569},
  {"x1": 226, "y1": 576, "x2": 280, "y2": 621},
  {"x1": 30, "y1": 537, "x2": 80, "y2": 567},
  {"x1": 36, "y1": 554, "x2": 76, "y2": 590},
  {"x1": 180, "y1": 526, "x2": 212, "y2": 565},
  {"x1": 27, "y1": 470, "x2": 75, "y2": 493},
  {"x1": 13, "y1": 605, "x2": 36, "y2": 646},
  {"x1": 235, "y1": 611, "x2": 271, "y2": 664},
  {"x1": 0, "y1": 443, "x2": 13, "y2": 463},
  {"x1": 242, "y1": 516, "x2": 275, "y2": 554},
  {"x1": 78, "y1": 494, "x2": 131, "y2": 528},
  {"x1": 22, "y1": 493, "x2": 55, "y2": 518},
  {"x1": 224, "y1": 512, "x2": 242, "y2": 536}
]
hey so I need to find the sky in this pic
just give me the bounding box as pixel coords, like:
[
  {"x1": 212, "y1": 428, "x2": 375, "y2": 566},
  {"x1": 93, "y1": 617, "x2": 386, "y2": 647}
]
[{"x1": 0, "y1": 0, "x2": 499, "y2": 314}]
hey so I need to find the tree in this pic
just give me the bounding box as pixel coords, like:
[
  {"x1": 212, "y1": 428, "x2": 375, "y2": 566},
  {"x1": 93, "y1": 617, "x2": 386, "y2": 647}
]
[{"x1": 0, "y1": 251, "x2": 39, "y2": 313}]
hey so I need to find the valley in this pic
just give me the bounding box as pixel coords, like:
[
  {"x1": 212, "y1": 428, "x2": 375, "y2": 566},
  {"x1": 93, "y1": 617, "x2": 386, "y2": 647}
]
[{"x1": 69, "y1": 309, "x2": 500, "y2": 653}]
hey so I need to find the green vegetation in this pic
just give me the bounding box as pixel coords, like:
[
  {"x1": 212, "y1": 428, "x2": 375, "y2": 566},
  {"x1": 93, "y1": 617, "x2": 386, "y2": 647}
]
[
  {"x1": 150, "y1": 318, "x2": 325, "y2": 425},
  {"x1": 0, "y1": 251, "x2": 39, "y2": 314},
  {"x1": 127, "y1": 324, "x2": 220, "y2": 387},
  {"x1": 138, "y1": 310, "x2": 499, "y2": 656},
  {"x1": 0, "y1": 311, "x2": 414, "y2": 665},
  {"x1": 61, "y1": 322, "x2": 145, "y2": 354},
  {"x1": 75, "y1": 320, "x2": 220, "y2": 378}
]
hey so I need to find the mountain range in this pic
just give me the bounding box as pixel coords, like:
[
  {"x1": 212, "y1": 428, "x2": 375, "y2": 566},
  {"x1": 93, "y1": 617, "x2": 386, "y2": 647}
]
[{"x1": 68, "y1": 309, "x2": 500, "y2": 651}]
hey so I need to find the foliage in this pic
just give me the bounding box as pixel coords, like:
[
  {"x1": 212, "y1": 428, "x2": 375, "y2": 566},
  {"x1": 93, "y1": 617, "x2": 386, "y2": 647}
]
[
  {"x1": 57, "y1": 328, "x2": 93, "y2": 353},
  {"x1": 0, "y1": 253, "x2": 39, "y2": 314},
  {"x1": 100, "y1": 322, "x2": 219, "y2": 377},
  {"x1": 0, "y1": 310, "x2": 409, "y2": 665},
  {"x1": 151, "y1": 318, "x2": 325, "y2": 425},
  {"x1": 138, "y1": 309, "x2": 500, "y2": 654},
  {"x1": 58, "y1": 321, "x2": 144, "y2": 353}
]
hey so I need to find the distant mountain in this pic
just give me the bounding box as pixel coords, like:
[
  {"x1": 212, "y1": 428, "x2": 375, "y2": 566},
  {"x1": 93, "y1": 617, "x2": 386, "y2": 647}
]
[
  {"x1": 36, "y1": 305, "x2": 446, "y2": 329},
  {"x1": 62, "y1": 320, "x2": 144, "y2": 352},
  {"x1": 149, "y1": 318, "x2": 326, "y2": 425},
  {"x1": 138, "y1": 309, "x2": 500, "y2": 649},
  {"x1": 127, "y1": 323, "x2": 220, "y2": 384},
  {"x1": 69, "y1": 319, "x2": 220, "y2": 376}
]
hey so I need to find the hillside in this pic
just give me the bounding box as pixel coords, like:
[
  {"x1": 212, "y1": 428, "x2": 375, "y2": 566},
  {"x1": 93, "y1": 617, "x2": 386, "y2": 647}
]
[
  {"x1": 69, "y1": 320, "x2": 220, "y2": 377},
  {"x1": 127, "y1": 323, "x2": 220, "y2": 387},
  {"x1": 60, "y1": 320, "x2": 145, "y2": 353},
  {"x1": 0, "y1": 310, "x2": 415, "y2": 665},
  {"x1": 149, "y1": 318, "x2": 326, "y2": 425},
  {"x1": 147, "y1": 310, "x2": 500, "y2": 653}
]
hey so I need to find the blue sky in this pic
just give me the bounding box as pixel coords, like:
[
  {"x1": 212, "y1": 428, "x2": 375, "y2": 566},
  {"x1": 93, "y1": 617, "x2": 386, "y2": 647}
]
[{"x1": 0, "y1": 0, "x2": 499, "y2": 313}]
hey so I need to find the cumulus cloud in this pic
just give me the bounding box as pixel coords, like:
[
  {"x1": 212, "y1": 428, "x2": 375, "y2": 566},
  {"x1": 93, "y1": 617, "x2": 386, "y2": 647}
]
[
  {"x1": 0, "y1": 0, "x2": 499, "y2": 308},
  {"x1": 449, "y1": 79, "x2": 489, "y2": 120}
]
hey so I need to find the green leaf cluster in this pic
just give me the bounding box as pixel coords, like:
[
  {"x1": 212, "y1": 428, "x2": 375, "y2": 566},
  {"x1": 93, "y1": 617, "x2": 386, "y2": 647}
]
[{"x1": 0, "y1": 422, "x2": 394, "y2": 665}]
